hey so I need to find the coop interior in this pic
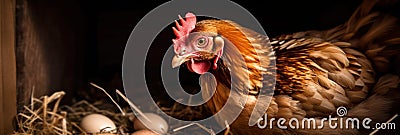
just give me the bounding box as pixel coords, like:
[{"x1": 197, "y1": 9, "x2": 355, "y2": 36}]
[{"x1": 10, "y1": 0, "x2": 399, "y2": 134}]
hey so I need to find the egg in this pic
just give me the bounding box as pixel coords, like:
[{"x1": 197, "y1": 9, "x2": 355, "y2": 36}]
[
  {"x1": 133, "y1": 113, "x2": 168, "y2": 134},
  {"x1": 131, "y1": 129, "x2": 160, "y2": 135},
  {"x1": 80, "y1": 113, "x2": 117, "y2": 133}
]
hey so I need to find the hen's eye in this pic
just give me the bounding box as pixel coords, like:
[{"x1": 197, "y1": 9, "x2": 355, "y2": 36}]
[{"x1": 196, "y1": 37, "x2": 208, "y2": 47}]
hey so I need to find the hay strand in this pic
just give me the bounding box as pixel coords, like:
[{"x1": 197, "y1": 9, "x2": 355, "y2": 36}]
[{"x1": 90, "y1": 83, "x2": 126, "y2": 116}]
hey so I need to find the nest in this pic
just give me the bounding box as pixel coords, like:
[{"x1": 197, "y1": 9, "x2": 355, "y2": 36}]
[
  {"x1": 12, "y1": 83, "x2": 228, "y2": 135},
  {"x1": 12, "y1": 90, "x2": 134, "y2": 134}
]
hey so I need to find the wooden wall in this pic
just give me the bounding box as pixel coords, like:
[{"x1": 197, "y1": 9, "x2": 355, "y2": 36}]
[
  {"x1": 15, "y1": 0, "x2": 85, "y2": 110},
  {"x1": 13, "y1": 0, "x2": 163, "y2": 110},
  {"x1": 0, "y1": 0, "x2": 17, "y2": 134}
]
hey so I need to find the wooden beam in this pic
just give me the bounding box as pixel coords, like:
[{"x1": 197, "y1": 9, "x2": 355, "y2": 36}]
[{"x1": 0, "y1": 0, "x2": 17, "y2": 134}]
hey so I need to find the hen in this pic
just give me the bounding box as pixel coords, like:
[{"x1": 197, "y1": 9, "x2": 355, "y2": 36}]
[{"x1": 170, "y1": 0, "x2": 400, "y2": 134}]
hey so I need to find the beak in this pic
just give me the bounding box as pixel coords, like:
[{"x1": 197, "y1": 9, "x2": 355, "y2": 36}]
[
  {"x1": 172, "y1": 53, "x2": 197, "y2": 68},
  {"x1": 171, "y1": 55, "x2": 188, "y2": 68}
]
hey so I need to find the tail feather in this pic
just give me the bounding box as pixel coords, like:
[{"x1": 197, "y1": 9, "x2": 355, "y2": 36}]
[
  {"x1": 345, "y1": 0, "x2": 386, "y2": 33},
  {"x1": 325, "y1": 0, "x2": 400, "y2": 74}
]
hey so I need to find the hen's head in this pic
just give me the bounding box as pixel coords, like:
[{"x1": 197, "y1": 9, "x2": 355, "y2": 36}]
[
  {"x1": 171, "y1": 12, "x2": 274, "y2": 95},
  {"x1": 171, "y1": 13, "x2": 225, "y2": 74}
]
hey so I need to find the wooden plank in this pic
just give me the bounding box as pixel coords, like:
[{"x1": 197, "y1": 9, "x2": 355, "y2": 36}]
[
  {"x1": 16, "y1": 0, "x2": 86, "y2": 110},
  {"x1": 0, "y1": 0, "x2": 17, "y2": 134}
]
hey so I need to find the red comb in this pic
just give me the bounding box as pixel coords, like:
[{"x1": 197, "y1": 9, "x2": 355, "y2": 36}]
[{"x1": 172, "y1": 13, "x2": 196, "y2": 43}]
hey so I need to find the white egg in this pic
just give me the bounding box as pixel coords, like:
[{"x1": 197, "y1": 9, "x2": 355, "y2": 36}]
[
  {"x1": 131, "y1": 129, "x2": 159, "y2": 135},
  {"x1": 133, "y1": 113, "x2": 168, "y2": 134},
  {"x1": 80, "y1": 113, "x2": 117, "y2": 133}
]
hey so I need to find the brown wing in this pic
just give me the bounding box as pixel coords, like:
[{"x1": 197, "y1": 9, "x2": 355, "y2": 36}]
[{"x1": 270, "y1": 32, "x2": 375, "y2": 117}]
